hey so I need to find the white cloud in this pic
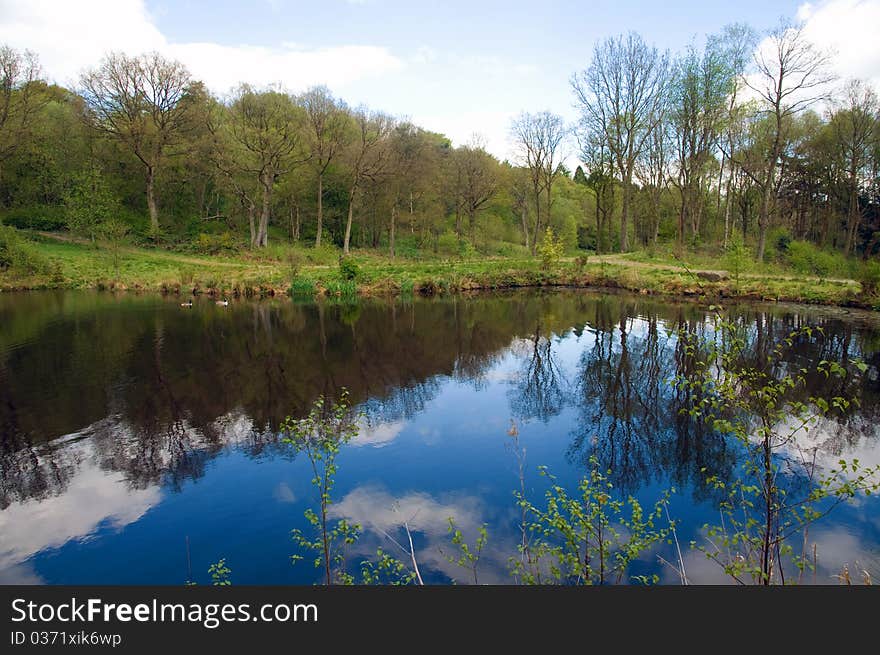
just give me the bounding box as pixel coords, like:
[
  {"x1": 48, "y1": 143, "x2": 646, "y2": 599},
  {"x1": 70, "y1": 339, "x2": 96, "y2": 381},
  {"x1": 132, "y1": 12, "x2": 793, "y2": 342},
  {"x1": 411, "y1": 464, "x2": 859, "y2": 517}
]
[
  {"x1": 352, "y1": 418, "x2": 407, "y2": 448},
  {"x1": 797, "y1": 0, "x2": 880, "y2": 90},
  {"x1": 0, "y1": 441, "x2": 161, "y2": 575},
  {"x1": 0, "y1": 0, "x2": 404, "y2": 92}
]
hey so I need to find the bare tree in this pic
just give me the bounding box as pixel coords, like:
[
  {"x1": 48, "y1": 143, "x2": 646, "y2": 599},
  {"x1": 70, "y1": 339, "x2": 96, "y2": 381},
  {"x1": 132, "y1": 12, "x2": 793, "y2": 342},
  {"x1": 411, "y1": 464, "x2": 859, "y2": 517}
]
[
  {"x1": 80, "y1": 52, "x2": 195, "y2": 234},
  {"x1": 572, "y1": 32, "x2": 669, "y2": 252},
  {"x1": 343, "y1": 108, "x2": 394, "y2": 254},
  {"x1": 744, "y1": 20, "x2": 834, "y2": 261},
  {"x1": 510, "y1": 111, "x2": 566, "y2": 254},
  {"x1": 301, "y1": 86, "x2": 349, "y2": 247},
  {"x1": 0, "y1": 45, "x2": 44, "y2": 193},
  {"x1": 829, "y1": 79, "x2": 879, "y2": 255}
]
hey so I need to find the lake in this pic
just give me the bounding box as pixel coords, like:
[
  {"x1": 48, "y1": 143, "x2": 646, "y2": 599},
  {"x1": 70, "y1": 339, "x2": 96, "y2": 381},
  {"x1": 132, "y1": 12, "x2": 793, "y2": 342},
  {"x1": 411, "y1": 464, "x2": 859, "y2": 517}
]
[{"x1": 1, "y1": 289, "x2": 879, "y2": 584}]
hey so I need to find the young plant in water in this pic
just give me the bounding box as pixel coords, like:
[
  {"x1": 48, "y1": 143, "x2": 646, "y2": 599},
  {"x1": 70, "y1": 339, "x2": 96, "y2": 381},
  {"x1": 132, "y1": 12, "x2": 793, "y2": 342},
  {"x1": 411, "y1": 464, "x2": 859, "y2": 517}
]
[
  {"x1": 675, "y1": 311, "x2": 880, "y2": 584},
  {"x1": 283, "y1": 390, "x2": 416, "y2": 585},
  {"x1": 511, "y1": 455, "x2": 672, "y2": 585}
]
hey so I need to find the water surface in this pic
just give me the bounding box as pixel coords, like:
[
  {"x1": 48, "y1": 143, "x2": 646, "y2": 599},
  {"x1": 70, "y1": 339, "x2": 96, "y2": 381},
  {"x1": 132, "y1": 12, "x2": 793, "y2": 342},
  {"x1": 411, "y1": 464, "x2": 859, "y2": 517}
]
[{"x1": 1, "y1": 290, "x2": 879, "y2": 584}]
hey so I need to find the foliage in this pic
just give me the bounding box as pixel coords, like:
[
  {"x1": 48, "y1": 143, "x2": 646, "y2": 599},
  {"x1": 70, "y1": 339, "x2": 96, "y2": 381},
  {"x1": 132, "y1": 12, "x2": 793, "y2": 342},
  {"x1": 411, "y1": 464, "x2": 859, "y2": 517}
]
[
  {"x1": 289, "y1": 277, "x2": 316, "y2": 297},
  {"x1": 573, "y1": 253, "x2": 590, "y2": 273},
  {"x1": 208, "y1": 558, "x2": 232, "y2": 586},
  {"x1": 0, "y1": 205, "x2": 67, "y2": 231},
  {"x1": 193, "y1": 231, "x2": 237, "y2": 255},
  {"x1": 724, "y1": 232, "x2": 751, "y2": 283},
  {"x1": 283, "y1": 391, "x2": 416, "y2": 585},
  {"x1": 338, "y1": 255, "x2": 360, "y2": 281},
  {"x1": 101, "y1": 217, "x2": 129, "y2": 279},
  {"x1": 511, "y1": 457, "x2": 671, "y2": 585},
  {"x1": 0, "y1": 224, "x2": 51, "y2": 275},
  {"x1": 283, "y1": 390, "x2": 361, "y2": 585},
  {"x1": 785, "y1": 241, "x2": 844, "y2": 278},
  {"x1": 674, "y1": 313, "x2": 880, "y2": 584},
  {"x1": 537, "y1": 226, "x2": 565, "y2": 271},
  {"x1": 64, "y1": 166, "x2": 119, "y2": 242},
  {"x1": 443, "y1": 519, "x2": 489, "y2": 585},
  {"x1": 857, "y1": 260, "x2": 880, "y2": 296}
]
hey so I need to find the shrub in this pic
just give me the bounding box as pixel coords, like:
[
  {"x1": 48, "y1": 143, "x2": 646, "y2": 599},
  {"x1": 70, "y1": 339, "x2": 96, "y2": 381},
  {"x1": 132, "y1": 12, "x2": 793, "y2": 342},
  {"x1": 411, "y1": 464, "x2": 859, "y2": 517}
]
[
  {"x1": 0, "y1": 205, "x2": 67, "y2": 231},
  {"x1": 785, "y1": 240, "x2": 842, "y2": 277},
  {"x1": 770, "y1": 227, "x2": 792, "y2": 257},
  {"x1": 65, "y1": 167, "x2": 120, "y2": 242},
  {"x1": 289, "y1": 278, "x2": 316, "y2": 297},
  {"x1": 338, "y1": 256, "x2": 360, "y2": 281},
  {"x1": 287, "y1": 249, "x2": 304, "y2": 281},
  {"x1": 724, "y1": 232, "x2": 751, "y2": 283},
  {"x1": 325, "y1": 280, "x2": 358, "y2": 297},
  {"x1": 537, "y1": 226, "x2": 565, "y2": 271},
  {"x1": 858, "y1": 260, "x2": 880, "y2": 296},
  {"x1": 0, "y1": 224, "x2": 51, "y2": 275},
  {"x1": 194, "y1": 231, "x2": 237, "y2": 255},
  {"x1": 573, "y1": 253, "x2": 590, "y2": 273}
]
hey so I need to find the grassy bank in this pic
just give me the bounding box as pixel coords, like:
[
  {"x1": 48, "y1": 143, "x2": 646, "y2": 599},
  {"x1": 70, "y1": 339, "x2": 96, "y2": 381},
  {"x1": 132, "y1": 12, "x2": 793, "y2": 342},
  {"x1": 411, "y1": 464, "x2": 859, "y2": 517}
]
[{"x1": 1, "y1": 231, "x2": 875, "y2": 309}]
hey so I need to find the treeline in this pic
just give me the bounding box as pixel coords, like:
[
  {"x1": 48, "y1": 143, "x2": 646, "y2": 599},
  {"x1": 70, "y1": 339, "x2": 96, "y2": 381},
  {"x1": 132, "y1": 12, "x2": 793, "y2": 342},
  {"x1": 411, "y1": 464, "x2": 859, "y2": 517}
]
[{"x1": 0, "y1": 16, "x2": 878, "y2": 262}]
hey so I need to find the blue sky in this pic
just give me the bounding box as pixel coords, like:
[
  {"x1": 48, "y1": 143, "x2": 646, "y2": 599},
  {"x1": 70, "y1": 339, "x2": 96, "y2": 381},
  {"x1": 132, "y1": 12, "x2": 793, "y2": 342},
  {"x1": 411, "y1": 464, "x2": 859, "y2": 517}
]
[{"x1": 2, "y1": 0, "x2": 878, "y2": 160}]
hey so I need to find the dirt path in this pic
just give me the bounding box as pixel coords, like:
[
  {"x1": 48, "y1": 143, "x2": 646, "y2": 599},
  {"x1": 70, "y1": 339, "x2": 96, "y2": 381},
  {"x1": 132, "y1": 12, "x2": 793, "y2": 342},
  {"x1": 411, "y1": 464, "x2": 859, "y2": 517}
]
[{"x1": 590, "y1": 253, "x2": 857, "y2": 285}]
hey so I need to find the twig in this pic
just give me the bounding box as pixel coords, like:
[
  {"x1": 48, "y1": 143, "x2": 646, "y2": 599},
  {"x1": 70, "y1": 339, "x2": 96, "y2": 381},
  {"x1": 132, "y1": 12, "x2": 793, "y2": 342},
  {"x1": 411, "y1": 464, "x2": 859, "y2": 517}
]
[
  {"x1": 405, "y1": 522, "x2": 424, "y2": 586},
  {"x1": 664, "y1": 501, "x2": 688, "y2": 585}
]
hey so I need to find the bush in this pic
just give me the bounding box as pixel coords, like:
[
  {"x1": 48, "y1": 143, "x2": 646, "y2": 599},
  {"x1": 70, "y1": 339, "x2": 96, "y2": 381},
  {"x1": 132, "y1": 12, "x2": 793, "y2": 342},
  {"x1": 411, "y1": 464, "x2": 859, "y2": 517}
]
[
  {"x1": 0, "y1": 224, "x2": 51, "y2": 275},
  {"x1": 724, "y1": 232, "x2": 751, "y2": 283},
  {"x1": 573, "y1": 253, "x2": 591, "y2": 273},
  {"x1": 537, "y1": 226, "x2": 565, "y2": 271},
  {"x1": 1, "y1": 205, "x2": 67, "y2": 231},
  {"x1": 785, "y1": 241, "x2": 842, "y2": 277},
  {"x1": 289, "y1": 278, "x2": 316, "y2": 297},
  {"x1": 858, "y1": 260, "x2": 880, "y2": 296},
  {"x1": 338, "y1": 256, "x2": 360, "y2": 281},
  {"x1": 193, "y1": 231, "x2": 237, "y2": 255},
  {"x1": 770, "y1": 227, "x2": 792, "y2": 257}
]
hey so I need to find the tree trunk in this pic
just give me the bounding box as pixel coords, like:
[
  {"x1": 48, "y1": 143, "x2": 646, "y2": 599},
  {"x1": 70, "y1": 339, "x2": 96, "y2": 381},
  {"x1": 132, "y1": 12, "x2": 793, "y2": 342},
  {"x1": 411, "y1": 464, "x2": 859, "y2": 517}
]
[
  {"x1": 389, "y1": 204, "x2": 396, "y2": 259},
  {"x1": 315, "y1": 174, "x2": 323, "y2": 247},
  {"x1": 531, "y1": 189, "x2": 542, "y2": 256},
  {"x1": 258, "y1": 175, "x2": 271, "y2": 247},
  {"x1": 146, "y1": 165, "x2": 159, "y2": 233},
  {"x1": 620, "y1": 176, "x2": 630, "y2": 252},
  {"x1": 343, "y1": 186, "x2": 356, "y2": 255},
  {"x1": 723, "y1": 175, "x2": 733, "y2": 248},
  {"x1": 844, "y1": 178, "x2": 859, "y2": 255},
  {"x1": 247, "y1": 201, "x2": 256, "y2": 248},
  {"x1": 521, "y1": 205, "x2": 530, "y2": 252}
]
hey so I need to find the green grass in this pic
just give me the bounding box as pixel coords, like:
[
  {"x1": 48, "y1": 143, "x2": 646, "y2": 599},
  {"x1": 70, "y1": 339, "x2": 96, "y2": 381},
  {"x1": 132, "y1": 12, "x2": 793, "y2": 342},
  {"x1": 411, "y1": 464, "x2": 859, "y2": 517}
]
[{"x1": 0, "y1": 230, "x2": 874, "y2": 310}]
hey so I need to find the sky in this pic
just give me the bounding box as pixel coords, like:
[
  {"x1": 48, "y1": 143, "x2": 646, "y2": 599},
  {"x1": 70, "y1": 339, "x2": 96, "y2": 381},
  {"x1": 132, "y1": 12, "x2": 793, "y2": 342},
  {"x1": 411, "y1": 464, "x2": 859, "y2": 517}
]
[{"x1": 1, "y1": 0, "x2": 879, "y2": 161}]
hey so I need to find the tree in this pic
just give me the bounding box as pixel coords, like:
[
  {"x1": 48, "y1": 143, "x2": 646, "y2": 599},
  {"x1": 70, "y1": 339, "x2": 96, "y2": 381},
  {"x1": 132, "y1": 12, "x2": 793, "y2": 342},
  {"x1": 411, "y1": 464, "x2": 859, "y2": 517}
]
[
  {"x1": 222, "y1": 85, "x2": 305, "y2": 247},
  {"x1": 301, "y1": 86, "x2": 349, "y2": 247},
  {"x1": 572, "y1": 32, "x2": 670, "y2": 252},
  {"x1": 510, "y1": 111, "x2": 567, "y2": 254},
  {"x1": 669, "y1": 37, "x2": 732, "y2": 250},
  {"x1": 716, "y1": 24, "x2": 758, "y2": 247},
  {"x1": 0, "y1": 45, "x2": 44, "y2": 198},
  {"x1": 80, "y1": 52, "x2": 196, "y2": 234},
  {"x1": 342, "y1": 108, "x2": 393, "y2": 254},
  {"x1": 64, "y1": 165, "x2": 119, "y2": 242},
  {"x1": 449, "y1": 139, "x2": 499, "y2": 244},
  {"x1": 743, "y1": 20, "x2": 834, "y2": 261},
  {"x1": 829, "y1": 80, "x2": 879, "y2": 255}
]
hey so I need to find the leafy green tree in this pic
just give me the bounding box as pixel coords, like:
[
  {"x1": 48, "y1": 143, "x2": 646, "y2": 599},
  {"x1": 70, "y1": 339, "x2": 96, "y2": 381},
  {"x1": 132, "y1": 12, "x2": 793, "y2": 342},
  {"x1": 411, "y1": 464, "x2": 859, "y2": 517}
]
[{"x1": 64, "y1": 166, "x2": 118, "y2": 242}]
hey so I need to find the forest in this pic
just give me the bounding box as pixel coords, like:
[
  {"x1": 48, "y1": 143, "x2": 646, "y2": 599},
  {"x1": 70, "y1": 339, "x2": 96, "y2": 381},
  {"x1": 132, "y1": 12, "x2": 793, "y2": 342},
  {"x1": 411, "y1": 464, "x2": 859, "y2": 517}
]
[{"x1": 0, "y1": 18, "x2": 879, "y2": 288}]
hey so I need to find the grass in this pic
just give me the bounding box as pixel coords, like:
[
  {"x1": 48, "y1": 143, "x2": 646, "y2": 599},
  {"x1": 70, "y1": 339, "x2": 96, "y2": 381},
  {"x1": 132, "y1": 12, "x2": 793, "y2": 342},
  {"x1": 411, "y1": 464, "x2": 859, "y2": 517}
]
[{"x1": 0, "y1": 230, "x2": 874, "y2": 310}]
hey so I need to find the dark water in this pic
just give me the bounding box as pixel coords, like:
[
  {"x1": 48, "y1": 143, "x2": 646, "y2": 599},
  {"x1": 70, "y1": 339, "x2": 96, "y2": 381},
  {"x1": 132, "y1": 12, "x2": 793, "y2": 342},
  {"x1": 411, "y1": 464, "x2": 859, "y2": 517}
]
[{"x1": 1, "y1": 290, "x2": 879, "y2": 585}]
